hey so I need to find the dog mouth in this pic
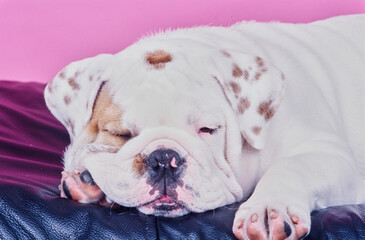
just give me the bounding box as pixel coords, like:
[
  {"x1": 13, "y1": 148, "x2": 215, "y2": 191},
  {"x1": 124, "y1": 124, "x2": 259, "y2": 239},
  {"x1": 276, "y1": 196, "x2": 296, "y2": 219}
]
[{"x1": 142, "y1": 195, "x2": 185, "y2": 212}]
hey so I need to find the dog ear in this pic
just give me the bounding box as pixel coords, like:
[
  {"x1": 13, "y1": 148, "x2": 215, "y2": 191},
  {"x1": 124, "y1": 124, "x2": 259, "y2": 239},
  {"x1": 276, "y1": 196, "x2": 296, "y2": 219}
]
[
  {"x1": 44, "y1": 54, "x2": 114, "y2": 142},
  {"x1": 213, "y1": 50, "x2": 285, "y2": 149}
]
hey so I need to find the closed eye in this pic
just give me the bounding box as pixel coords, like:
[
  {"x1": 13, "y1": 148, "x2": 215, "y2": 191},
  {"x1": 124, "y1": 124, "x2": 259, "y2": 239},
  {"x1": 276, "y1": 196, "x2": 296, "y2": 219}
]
[
  {"x1": 103, "y1": 129, "x2": 133, "y2": 141},
  {"x1": 199, "y1": 127, "x2": 219, "y2": 135},
  {"x1": 115, "y1": 132, "x2": 132, "y2": 140}
]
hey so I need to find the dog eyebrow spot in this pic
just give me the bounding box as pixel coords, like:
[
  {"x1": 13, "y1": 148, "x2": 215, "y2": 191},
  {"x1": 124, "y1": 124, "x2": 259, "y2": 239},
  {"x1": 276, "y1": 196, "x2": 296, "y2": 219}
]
[{"x1": 146, "y1": 50, "x2": 172, "y2": 69}]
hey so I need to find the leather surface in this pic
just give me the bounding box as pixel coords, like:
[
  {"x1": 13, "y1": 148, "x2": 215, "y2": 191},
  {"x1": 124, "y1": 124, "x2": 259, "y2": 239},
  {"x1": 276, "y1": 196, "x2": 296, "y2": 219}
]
[{"x1": 0, "y1": 80, "x2": 364, "y2": 239}]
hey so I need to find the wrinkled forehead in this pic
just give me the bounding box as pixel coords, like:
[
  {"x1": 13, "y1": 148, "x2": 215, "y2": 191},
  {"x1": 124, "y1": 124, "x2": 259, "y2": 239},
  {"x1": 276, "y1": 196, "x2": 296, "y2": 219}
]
[{"x1": 104, "y1": 48, "x2": 226, "y2": 129}]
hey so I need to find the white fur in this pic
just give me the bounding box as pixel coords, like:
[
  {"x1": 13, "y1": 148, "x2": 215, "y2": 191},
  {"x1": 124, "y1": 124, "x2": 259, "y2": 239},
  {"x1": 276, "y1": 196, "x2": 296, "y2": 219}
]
[{"x1": 45, "y1": 14, "x2": 365, "y2": 239}]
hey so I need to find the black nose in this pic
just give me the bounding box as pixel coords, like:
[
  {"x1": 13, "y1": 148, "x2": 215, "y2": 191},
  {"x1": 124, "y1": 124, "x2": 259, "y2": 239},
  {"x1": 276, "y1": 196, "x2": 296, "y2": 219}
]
[{"x1": 145, "y1": 149, "x2": 184, "y2": 170}]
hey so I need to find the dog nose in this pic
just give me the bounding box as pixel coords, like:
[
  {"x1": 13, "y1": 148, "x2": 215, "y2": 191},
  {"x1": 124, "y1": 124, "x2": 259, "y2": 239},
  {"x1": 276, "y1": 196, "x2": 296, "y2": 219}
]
[{"x1": 145, "y1": 149, "x2": 184, "y2": 170}]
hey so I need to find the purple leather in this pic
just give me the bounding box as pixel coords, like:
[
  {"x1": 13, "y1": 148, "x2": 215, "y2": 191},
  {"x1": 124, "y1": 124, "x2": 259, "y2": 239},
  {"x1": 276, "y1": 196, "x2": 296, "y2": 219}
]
[{"x1": 0, "y1": 80, "x2": 364, "y2": 239}]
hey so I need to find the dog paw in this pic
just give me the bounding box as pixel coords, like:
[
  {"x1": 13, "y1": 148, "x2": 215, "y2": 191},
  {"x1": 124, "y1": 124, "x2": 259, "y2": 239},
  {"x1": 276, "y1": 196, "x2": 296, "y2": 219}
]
[
  {"x1": 59, "y1": 169, "x2": 103, "y2": 203},
  {"x1": 232, "y1": 200, "x2": 310, "y2": 240}
]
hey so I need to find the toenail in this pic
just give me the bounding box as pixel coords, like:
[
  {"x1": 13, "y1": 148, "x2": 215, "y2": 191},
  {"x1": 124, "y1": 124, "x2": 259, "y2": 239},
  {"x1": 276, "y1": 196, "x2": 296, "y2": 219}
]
[
  {"x1": 236, "y1": 220, "x2": 244, "y2": 228},
  {"x1": 291, "y1": 216, "x2": 299, "y2": 224},
  {"x1": 61, "y1": 171, "x2": 68, "y2": 178},
  {"x1": 251, "y1": 214, "x2": 258, "y2": 222},
  {"x1": 269, "y1": 210, "x2": 278, "y2": 219}
]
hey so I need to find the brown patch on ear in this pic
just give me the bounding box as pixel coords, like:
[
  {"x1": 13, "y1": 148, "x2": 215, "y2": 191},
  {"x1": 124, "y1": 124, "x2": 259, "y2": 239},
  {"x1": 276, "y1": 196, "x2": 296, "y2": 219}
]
[
  {"x1": 68, "y1": 77, "x2": 80, "y2": 90},
  {"x1": 65, "y1": 118, "x2": 75, "y2": 135},
  {"x1": 237, "y1": 97, "x2": 250, "y2": 114},
  {"x1": 258, "y1": 99, "x2": 276, "y2": 121},
  {"x1": 146, "y1": 50, "x2": 172, "y2": 69},
  {"x1": 243, "y1": 70, "x2": 249, "y2": 81},
  {"x1": 85, "y1": 84, "x2": 128, "y2": 147},
  {"x1": 58, "y1": 70, "x2": 66, "y2": 79},
  {"x1": 64, "y1": 96, "x2": 71, "y2": 105},
  {"x1": 252, "y1": 126, "x2": 262, "y2": 135},
  {"x1": 222, "y1": 50, "x2": 231, "y2": 57},
  {"x1": 133, "y1": 154, "x2": 147, "y2": 177},
  {"x1": 47, "y1": 83, "x2": 53, "y2": 93},
  {"x1": 255, "y1": 72, "x2": 262, "y2": 80},
  {"x1": 232, "y1": 64, "x2": 243, "y2": 78},
  {"x1": 256, "y1": 56, "x2": 265, "y2": 68},
  {"x1": 229, "y1": 81, "x2": 241, "y2": 97}
]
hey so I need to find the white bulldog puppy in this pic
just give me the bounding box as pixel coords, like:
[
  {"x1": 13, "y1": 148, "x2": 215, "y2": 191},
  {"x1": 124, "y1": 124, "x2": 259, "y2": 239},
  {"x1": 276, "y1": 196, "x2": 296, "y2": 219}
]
[{"x1": 45, "y1": 14, "x2": 365, "y2": 240}]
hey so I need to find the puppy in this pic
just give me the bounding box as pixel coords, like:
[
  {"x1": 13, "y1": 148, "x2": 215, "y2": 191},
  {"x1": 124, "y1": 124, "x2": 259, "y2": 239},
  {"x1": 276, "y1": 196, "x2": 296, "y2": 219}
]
[{"x1": 45, "y1": 14, "x2": 365, "y2": 239}]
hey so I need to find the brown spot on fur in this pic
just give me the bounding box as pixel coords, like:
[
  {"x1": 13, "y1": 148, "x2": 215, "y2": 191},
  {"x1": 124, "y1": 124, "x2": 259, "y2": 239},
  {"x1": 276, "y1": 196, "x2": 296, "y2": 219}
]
[
  {"x1": 252, "y1": 126, "x2": 262, "y2": 135},
  {"x1": 133, "y1": 154, "x2": 147, "y2": 176},
  {"x1": 89, "y1": 76, "x2": 93, "y2": 81},
  {"x1": 229, "y1": 81, "x2": 241, "y2": 97},
  {"x1": 241, "y1": 132, "x2": 253, "y2": 147},
  {"x1": 222, "y1": 50, "x2": 231, "y2": 57},
  {"x1": 232, "y1": 64, "x2": 243, "y2": 78},
  {"x1": 258, "y1": 99, "x2": 276, "y2": 121},
  {"x1": 64, "y1": 96, "x2": 71, "y2": 105},
  {"x1": 243, "y1": 70, "x2": 249, "y2": 81},
  {"x1": 256, "y1": 56, "x2": 265, "y2": 68},
  {"x1": 237, "y1": 97, "x2": 250, "y2": 114},
  {"x1": 281, "y1": 73, "x2": 285, "y2": 80},
  {"x1": 68, "y1": 77, "x2": 80, "y2": 91},
  {"x1": 47, "y1": 83, "x2": 53, "y2": 93},
  {"x1": 58, "y1": 70, "x2": 66, "y2": 79},
  {"x1": 65, "y1": 118, "x2": 75, "y2": 135},
  {"x1": 255, "y1": 72, "x2": 262, "y2": 80},
  {"x1": 146, "y1": 50, "x2": 172, "y2": 69}
]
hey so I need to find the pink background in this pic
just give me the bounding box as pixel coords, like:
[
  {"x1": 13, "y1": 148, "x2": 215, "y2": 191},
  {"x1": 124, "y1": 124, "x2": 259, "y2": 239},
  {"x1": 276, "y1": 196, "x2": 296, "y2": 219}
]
[{"x1": 1, "y1": 0, "x2": 364, "y2": 83}]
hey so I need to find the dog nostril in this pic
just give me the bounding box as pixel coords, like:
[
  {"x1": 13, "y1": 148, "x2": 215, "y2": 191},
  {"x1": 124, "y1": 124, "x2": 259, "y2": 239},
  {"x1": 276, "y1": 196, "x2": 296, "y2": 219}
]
[
  {"x1": 145, "y1": 157, "x2": 159, "y2": 169},
  {"x1": 145, "y1": 149, "x2": 184, "y2": 170}
]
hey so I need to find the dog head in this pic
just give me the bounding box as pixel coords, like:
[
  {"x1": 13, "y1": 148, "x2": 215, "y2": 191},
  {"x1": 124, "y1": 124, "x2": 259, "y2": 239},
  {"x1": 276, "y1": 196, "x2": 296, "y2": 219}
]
[{"x1": 45, "y1": 35, "x2": 284, "y2": 217}]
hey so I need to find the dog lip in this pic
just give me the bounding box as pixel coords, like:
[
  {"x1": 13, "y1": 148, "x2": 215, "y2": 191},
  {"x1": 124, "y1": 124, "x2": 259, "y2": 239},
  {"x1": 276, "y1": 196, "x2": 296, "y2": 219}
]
[{"x1": 141, "y1": 194, "x2": 185, "y2": 211}]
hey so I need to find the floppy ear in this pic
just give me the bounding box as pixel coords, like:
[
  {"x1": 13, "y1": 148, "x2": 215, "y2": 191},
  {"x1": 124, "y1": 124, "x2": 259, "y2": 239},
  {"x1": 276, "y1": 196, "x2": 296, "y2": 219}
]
[
  {"x1": 213, "y1": 50, "x2": 285, "y2": 149},
  {"x1": 44, "y1": 54, "x2": 114, "y2": 142}
]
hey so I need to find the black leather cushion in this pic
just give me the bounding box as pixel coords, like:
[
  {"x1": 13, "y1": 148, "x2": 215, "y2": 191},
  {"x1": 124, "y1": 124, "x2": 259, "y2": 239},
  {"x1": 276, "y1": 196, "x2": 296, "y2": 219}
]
[{"x1": 0, "y1": 80, "x2": 364, "y2": 239}]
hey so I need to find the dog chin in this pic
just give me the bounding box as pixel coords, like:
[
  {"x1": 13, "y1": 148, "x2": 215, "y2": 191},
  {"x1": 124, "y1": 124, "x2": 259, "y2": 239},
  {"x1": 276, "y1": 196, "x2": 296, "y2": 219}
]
[{"x1": 137, "y1": 195, "x2": 190, "y2": 217}]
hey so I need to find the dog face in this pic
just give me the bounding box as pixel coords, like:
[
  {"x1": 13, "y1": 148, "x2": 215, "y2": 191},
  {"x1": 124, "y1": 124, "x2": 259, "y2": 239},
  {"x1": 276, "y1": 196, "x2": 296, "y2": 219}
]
[{"x1": 45, "y1": 37, "x2": 284, "y2": 217}]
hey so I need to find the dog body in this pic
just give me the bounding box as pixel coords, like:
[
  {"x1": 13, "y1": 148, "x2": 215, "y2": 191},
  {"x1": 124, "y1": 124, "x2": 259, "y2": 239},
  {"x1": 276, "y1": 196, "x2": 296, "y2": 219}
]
[{"x1": 45, "y1": 14, "x2": 365, "y2": 239}]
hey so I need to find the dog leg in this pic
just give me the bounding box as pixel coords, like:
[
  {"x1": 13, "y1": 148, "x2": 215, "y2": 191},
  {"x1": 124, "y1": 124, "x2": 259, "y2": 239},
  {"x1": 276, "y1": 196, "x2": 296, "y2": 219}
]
[
  {"x1": 60, "y1": 169, "x2": 103, "y2": 203},
  {"x1": 233, "y1": 140, "x2": 363, "y2": 240}
]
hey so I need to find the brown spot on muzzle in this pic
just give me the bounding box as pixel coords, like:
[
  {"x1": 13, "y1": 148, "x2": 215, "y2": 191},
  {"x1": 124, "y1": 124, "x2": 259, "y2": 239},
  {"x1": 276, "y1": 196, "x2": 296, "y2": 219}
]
[
  {"x1": 146, "y1": 50, "x2": 172, "y2": 69},
  {"x1": 133, "y1": 154, "x2": 147, "y2": 177}
]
